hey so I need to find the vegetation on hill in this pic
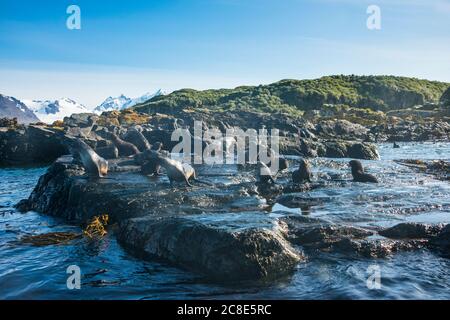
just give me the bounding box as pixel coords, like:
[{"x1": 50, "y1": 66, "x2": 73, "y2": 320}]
[
  {"x1": 134, "y1": 75, "x2": 449, "y2": 116},
  {"x1": 441, "y1": 87, "x2": 450, "y2": 107}
]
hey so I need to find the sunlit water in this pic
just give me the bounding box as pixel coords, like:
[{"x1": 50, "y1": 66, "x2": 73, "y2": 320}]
[{"x1": 1, "y1": 142, "x2": 449, "y2": 299}]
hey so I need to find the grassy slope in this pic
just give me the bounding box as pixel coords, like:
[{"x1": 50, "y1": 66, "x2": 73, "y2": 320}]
[{"x1": 134, "y1": 75, "x2": 450, "y2": 116}]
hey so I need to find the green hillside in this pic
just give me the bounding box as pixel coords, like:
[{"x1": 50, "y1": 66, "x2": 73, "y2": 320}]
[{"x1": 134, "y1": 75, "x2": 449, "y2": 115}]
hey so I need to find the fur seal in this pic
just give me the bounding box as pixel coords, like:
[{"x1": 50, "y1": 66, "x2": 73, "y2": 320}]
[
  {"x1": 275, "y1": 156, "x2": 289, "y2": 171},
  {"x1": 156, "y1": 155, "x2": 212, "y2": 187},
  {"x1": 393, "y1": 141, "x2": 400, "y2": 148},
  {"x1": 157, "y1": 156, "x2": 195, "y2": 186},
  {"x1": 349, "y1": 160, "x2": 378, "y2": 183},
  {"x1": 109, "y1": 132, "x2": 140, "y2": 156},
  {"x1": 292, "y1": 159, "x2": 312, "y2": 183},
  {"x1": 70, "y1": 138, "x2": 108, "y2": 178},
  {"x1": 141, "y1": 158, "x2": 162, "y2": 176},
  {"x1": 123, "y1": 127, "x2": 151, "y2": 152},
  {"x1": 257, "y1": 161, "x2": 276, "y2": 184}
]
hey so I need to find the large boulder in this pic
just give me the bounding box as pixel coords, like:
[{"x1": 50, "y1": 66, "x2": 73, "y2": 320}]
[
  {"x1": 315, "y1": 119, "x2": 369, "y2": 140},
  {"x1": 299, "y1": 138, "x2": 379, "y2": 160},
  {"x1": 117, "y1": 216, "x2": 303, "y2": 281},
  {"x1": 0, "y1": 125, "x2": 67, "y2": 166},
  {"x1": 379, "y1": 223, "x2": 444, "y2": 239}
]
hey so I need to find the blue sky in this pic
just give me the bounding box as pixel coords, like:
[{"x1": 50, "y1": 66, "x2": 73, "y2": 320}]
[{"x1": 0, "y1": 0, "x2": 449, "y2": 107}]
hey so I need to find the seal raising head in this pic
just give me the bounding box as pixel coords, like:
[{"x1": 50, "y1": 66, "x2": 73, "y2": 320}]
[
  {"x1": 109, "y1": 132, "x2": 140, "y2": 156},
  {"x1": 292, "y1": 158, "x2": 312, "y2": 183},
  {"x1": 349, "y1": 160, "x2": 378, "y2": 183},
  {"x1": 71, "y1": 139, "x2": 108, "y2": 178}
]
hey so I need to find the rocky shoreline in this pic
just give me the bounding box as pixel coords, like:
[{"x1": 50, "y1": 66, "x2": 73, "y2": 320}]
[
  {"x1": 2, "y1": 109, "x2": 450, "y2": 167},
  {"x1": 2, "y1": 108, "x2": 449, "y2": 282},
  {"x1": 15, "y1": 154, "x2": 450, "y2": 282}
]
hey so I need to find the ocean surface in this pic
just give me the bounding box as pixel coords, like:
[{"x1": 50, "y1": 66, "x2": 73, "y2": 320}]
[{"x1": 1, "y1": 142, "x2": 449, "y2": 299}]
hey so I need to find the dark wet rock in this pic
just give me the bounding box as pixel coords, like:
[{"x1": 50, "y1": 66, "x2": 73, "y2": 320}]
[
  {"x1": 429, "y1": 224, "x2": 450, "y2": 256},
  {"x1": 315, "y1": 120, "x2": 369, "y2": 140},
  {"x1": 276, "y1": 193, "x2": 322, "y2": 209},
  {"x1": 324, "y1": 141, "x2": 348, "y2": 158},
  {"x1": 300, "y1": 138, "x2": 325, "y2": 158},
  {"x1": 370, "y1": 120, "x2": 450, "y2": 142},
  {"x1": 379, "y1": 223, "x2": 445, "y2": 239},
  {"x1": 281, "y1": 217, "x2": 430, "y2": 258},
  {"x1": 117, "y1": 216, "x2": 303, "y2": 281},
  {"x1": 332, "y1": 238, "x2": 428, "y2": 258},
  {"x1": 394, "y1": 159, "x2": 450, "y2": 181},
  {"x1": 281, "y1": 183, "x2": 313, "y2": 194},
  {"x1": 280, "y1": 216, "x2": 373, "y2": 249},
  {"x1": 255, "y1": 182, "x2": 284, "y2": 200},
  {"x1": 299, "y1": 138, "x2": 379, "y2": 160},
  {"x1": 0, "y1": 125, "x2": 67, "y2": 166},
  {"x1": 15, "y1": 156, "x2": 154, "y2": 222},
  {"x1": 347, "y1": 142, "x2": 379, "y2": 160},
  {"x1": 290, "y1": 225, "x2": 373, "y2": 247}
]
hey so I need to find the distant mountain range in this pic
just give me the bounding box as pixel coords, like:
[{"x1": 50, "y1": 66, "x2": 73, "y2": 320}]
[
  {"x1": 93, "y1": 90, "x2": 164, "y2": 114},
  {"x1": 0, "y1": 90, "x2": 164, "y2": 124},
  {"x1": 0, "y1": 94, "x2": 40, "y2": 124},
  {"x1": 22, "y1": 98, "x2": 90, "y2": 124}
]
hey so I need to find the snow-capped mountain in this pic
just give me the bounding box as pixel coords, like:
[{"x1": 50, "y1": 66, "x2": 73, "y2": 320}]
[
  {"x1": 23, "y1": 98, "x2": 89, "y2": 124},
  {"x1": 130, "y1": 89, "x2": 165, "y2": 106},
  {"x1": 93, "y1": 94, "x2": 132, "y2": 114},
  {"x1": 0, "y1": 94, "x2": 40, "y2": 124},
  {"x1": 93, "y1": 90, "x2": 164, "y2": 114}
]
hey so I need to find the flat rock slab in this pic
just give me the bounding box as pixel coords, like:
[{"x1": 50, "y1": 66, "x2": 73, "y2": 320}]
[{"x1": 117, "y1": 216, "x2": 303, "y2": 281}]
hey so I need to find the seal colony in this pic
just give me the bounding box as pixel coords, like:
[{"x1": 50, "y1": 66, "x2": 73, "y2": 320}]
[
  {"x1": 66, "y1": 129, "x2": 380, "y2": 185},
  {"x1": 13, "y1": 120, "x2": 450, "y2": 286}
]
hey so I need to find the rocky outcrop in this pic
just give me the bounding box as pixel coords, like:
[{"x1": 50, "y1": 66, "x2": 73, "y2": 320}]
[
  {"x1": 430, "y1": 225, "x2": 450, "y2": 256},
  {"x1": 300, "y1": 138, "x2": 379, "y2": 160},
  {"x1": 280, "y1": 216, "x2": 449, "y2": 258},
  {"x1": 16, "y1": 154, "x2": 450, "y2": 281},
  {"x1": 117, "y1": 216, "x2": 302, "y2": 281},
  {"x1": 379, "y1": 223, "x2": 444, "y2": 239},
  {"x1": 370, "y1": 121, "x2": 450, "y2": 142},
  {"x1": 0, "y1": 125, "x2": 67, "y2": 166},
  {"x1": 315, "y1": 120, "x2": 370, "y2": 140},
  {"x1": 17, "y1": 155, "x2": 304, "y2": 281},
  {"x1": 394, "y1": 160, "x2": 450, "y2": 181}
]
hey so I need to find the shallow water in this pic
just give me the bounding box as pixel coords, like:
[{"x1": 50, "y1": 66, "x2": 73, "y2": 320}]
[{"x1": 0, "y1": 142, "x2": 449, "y2": 299}]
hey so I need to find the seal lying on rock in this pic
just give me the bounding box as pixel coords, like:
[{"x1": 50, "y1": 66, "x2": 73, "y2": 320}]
[
  {"x1": 109, "y1": 132, "x2": 140, "y2": 156},
  {"x1": 349, "y1": 160, "x2": 378, "y2": 183},
  {"x1": 292, "y1": 159, "x2": 312, "y2": 183},
  {"x1": 69, "y1": 138, "x2": 108, "y2": 178}
]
